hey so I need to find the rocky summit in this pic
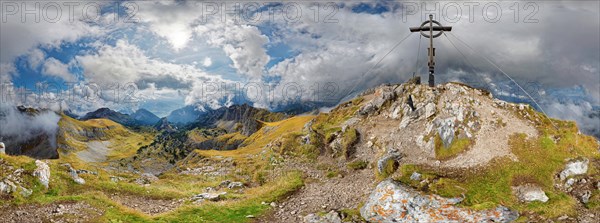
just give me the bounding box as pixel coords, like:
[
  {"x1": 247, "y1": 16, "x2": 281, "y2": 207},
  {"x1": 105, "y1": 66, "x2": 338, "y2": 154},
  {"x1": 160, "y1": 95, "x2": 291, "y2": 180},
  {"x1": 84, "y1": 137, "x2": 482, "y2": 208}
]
[{"x1": 1, "y1": 82, "x2": 599, "y2": 223}]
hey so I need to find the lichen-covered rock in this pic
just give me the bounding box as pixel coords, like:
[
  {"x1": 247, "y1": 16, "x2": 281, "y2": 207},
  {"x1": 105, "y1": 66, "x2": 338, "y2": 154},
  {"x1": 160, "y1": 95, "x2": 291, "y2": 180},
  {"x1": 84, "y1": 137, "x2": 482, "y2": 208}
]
[
  {"x1": 513, "y1": 184, "x2": 549, "y2": 203},
  {"x1": 33, "y1": 160, "x2": 50, "y2": 188},
  {"x1": 360, "y1": 179, "x2": 518, "y2": 222},
  {"x1": 559, "y1": 159, "x2": 589, "y2": 180},
  {"x1": 303, "y1": 210, "x2": 342, "y2": 223}
]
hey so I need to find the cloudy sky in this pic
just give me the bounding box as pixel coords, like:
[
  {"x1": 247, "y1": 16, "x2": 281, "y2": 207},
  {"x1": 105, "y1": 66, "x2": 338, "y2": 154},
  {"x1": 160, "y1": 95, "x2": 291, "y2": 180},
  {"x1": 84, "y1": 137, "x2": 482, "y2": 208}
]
[{"x1": 0, "y1": 1, "x2": 598, "y2": 135}]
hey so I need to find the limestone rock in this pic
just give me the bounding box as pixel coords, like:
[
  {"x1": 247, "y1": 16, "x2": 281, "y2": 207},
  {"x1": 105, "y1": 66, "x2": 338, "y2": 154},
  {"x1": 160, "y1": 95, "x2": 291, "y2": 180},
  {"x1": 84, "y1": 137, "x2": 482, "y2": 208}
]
[
  {"x1": 0, "y1": 180, "x2": 14, "y2": 194},
  {"x1": 358, "y1": 86, "x2": 396, "y2": 116},
  {"x1": 227, "y1": 181, "x2": 244, "y2": 189},
  {"x1": 191, "y1": 191, "x2": 227, "y2": 202},
  {"x1": 513, "y1": 184, "x2": 549, "y2": 203},
  {"x1": 62, "y1": 164, "x2": 85, "y2": 185},
  {"x1": 33, "y1": 160, "x2": 50, "y2": 188},
  {"x1": 360, "y1": 180, "x2": 518, "y2": 222},
  {"x1": 560, "y1": 159, "x2": 589, "y2": 180},
  {"x1": 135, "y1": 173, "x2": 159, "y2": 185},
  {"x1": 410, "y1": 172, "x2": 421, "y2": 181},
  {"x1": 436, "y1": 118, "x2": 456, "y2": 148},
  {"x1": 578, "y1": 190, "x2": 591, "y2": 204},
  {"x1": 303, "y1": 210, "x2": 342, "y2": 223},
  {"x1": 424, "y1": 102, "x2": 436, "y2": 118}
]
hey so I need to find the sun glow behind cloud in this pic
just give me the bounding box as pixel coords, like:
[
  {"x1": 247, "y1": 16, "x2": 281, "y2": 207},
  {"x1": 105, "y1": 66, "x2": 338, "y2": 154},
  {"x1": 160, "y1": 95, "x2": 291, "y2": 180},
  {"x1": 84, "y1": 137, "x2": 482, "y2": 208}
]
[{"x1": 0, "y1": 0, "x2": 598, "y2": 137}]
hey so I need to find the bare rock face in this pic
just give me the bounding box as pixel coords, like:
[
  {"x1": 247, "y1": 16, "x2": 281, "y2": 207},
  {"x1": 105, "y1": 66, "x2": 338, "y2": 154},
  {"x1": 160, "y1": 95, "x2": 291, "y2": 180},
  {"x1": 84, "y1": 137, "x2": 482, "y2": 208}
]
[
  {"x1": 303, "y1": 210, "x2": 342, "y2": 223},
  {"x1": 33, "y1": 160, "x2": 50, "y2": 188},
  {"x1": 512, "y1": 184, "x2": 549, "y2": 203},
  {"x1": 358, "y1": 86, "x2": 397, "y2": 116},
  {"x1": 360, "y1": 180, "x2": 518, "y2": 222},
  {"x1": 559, "y1": 159, "x2": 589, "y2": 180},
  {"x1": 435, "y1": 117, "x2": 456, "y2": 148}
]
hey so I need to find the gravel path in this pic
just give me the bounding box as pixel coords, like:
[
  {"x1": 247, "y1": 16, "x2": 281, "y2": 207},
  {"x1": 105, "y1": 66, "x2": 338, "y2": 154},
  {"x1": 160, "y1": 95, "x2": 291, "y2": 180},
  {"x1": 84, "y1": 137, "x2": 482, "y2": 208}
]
[{"x1": 0, "y1": 201, "x2": 103, "y2": 223}]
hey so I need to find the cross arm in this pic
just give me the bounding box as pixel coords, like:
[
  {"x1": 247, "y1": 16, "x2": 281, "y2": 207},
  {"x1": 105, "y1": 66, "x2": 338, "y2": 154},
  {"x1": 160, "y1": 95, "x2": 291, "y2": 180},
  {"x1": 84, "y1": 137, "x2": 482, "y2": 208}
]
[{"x1": 409, "y1": 26, "x2": 452, "y2": 32}]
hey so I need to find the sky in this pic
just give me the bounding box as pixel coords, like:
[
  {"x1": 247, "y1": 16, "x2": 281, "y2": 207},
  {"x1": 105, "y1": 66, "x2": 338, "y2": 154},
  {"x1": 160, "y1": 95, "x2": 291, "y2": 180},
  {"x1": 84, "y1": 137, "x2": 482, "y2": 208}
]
[{"x1": 0, "y1": 1, "x2": 599, "y2": 136}]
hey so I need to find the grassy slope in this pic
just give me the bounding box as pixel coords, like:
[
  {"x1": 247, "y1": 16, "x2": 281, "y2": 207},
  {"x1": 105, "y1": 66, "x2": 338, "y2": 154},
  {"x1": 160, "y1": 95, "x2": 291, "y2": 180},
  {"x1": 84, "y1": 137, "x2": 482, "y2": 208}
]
[{"x1": 1, "y1": 115, "x2": 311, "y2": 222}]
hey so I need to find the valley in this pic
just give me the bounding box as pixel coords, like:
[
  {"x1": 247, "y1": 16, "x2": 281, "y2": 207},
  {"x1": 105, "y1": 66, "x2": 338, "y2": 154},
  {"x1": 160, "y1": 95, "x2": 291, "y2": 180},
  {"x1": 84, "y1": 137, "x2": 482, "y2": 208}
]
[{"x1": 1, "y1": 82, "x2": 599, "y2": 222}]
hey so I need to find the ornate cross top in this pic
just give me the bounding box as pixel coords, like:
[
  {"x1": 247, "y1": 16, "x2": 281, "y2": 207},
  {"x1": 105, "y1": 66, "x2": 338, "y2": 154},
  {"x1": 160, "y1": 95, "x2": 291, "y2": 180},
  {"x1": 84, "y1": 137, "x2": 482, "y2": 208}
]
[{"x1": 410, "y1": 14, "x2": 452, "y2": 87}]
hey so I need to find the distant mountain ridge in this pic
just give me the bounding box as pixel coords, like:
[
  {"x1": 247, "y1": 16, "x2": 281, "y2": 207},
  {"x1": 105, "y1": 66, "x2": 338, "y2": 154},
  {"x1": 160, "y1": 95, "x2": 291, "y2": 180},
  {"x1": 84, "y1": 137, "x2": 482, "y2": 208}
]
[
  {"x1": 81, "y1": 108, "x2": 160, "y2": 127},
  {"x1": 131, "y1": 109, "x2": 161, "y2": 125}
]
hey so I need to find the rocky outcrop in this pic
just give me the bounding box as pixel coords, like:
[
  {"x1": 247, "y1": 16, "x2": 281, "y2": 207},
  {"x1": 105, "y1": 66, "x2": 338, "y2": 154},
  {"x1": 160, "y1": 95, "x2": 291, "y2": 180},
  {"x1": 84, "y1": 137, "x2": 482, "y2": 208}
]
[
  {"x1": 512, "y1": 184, "x2": 549, "y2": 203},
  {"x1": 358, "y1": 86, "x2": 398, "y2": 116},
  {"x1": 62, "y1": 164, "x2": 85, "y2": 185},
  {"x1": 33, "y1": 160, "x2": 50, "y2": 188},
  {"x1": 135, "y1": 173, "x2": 159, "y2": 185},
  {"x1": 192, "y1": 104, "x2": 287, "y2": 136},
  {"x1": 559, "y1": 159, "x2": 589, "y2": 180},
  {"x1": 191, "y1": 191, "x2": 227, "y2": 202},
  {"x1": 303, "y1": 210, "x2": 342, "y2": 223},
  {"x1": 154, "y1": 117, "x2": 176, "y2": 133},
  {"x1": 360, "y1": 180, "x2": 518, "y2": 222}
]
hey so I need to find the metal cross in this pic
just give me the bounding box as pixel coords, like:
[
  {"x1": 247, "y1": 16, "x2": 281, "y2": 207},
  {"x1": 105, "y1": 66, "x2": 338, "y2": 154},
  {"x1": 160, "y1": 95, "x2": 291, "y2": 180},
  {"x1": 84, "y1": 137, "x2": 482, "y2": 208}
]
[{"x1": 410, "y1": 14, "x2": 452, "y2": 87}]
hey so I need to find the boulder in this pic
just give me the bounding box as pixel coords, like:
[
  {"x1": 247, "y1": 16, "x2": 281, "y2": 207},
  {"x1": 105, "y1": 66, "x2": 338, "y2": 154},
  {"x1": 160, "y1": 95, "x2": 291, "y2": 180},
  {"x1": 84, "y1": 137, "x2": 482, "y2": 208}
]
[
  {"x1": 424, "y1": 102, "x2": 436, "y2": 118},
  {"x1": 410, "y1": 172, "x2": 421, "y2": 181},
  {"x1": 33, "y1": 160, "x2": 50, "y2": 188},
  {"x1": 435, "y1": 118, "x2": 456, "y2": 148},
  {"x1": 579, "y1": 190, "x2": 592, "y2": 204},
  {"x1": 303, "y1": 210, "x2": 342, "y2": 223},
  {"x1": 559, "y1": 159, "x2": 589, "y2": 180},
  {"x1": 0, "y1": 142, "x2": 5, "y2": 154},
  {"x1": 360, "y1": 179, "x2": 518, "y2": 222},
  {"x1": 227, "y1": 181, "x2": 244, "y2": 189},
  {"x1": 513, "y1": 184, "x2": 549, "y2": 203},
  {"x1": 135, "y1": 173, "x2": 159, "y2": 185},
  {"x1": 0, "y1": 180, "x2": 15, "y2": 194},
  {"x1": 191, "y1": 192, "x2": 227, "y2": 202},
  {"x1": 62, "y1": 163, "x2": 85, "y2": 185},
  {"x1": 219, "y1": 180, "x2": 231, "y2": 188}
]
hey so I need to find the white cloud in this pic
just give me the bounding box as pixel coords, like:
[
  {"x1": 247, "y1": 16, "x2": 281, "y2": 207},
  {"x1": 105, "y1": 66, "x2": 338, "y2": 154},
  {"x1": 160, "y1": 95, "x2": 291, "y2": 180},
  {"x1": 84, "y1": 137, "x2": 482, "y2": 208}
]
[
  {"x1": 196, "y1": 21, "x2": 270, "y2": 79},
  {"x1": 76, "y1": 40, "x2": 224, "y2": 85},
  {"x1": 0, "y1": 63, "x2": 17, "y2": 82},
  {"x1": 42, "y1": 58, "x2": 76, "y2": 82},
  {"x1": 0, "y1": 2, "x2": 107, "y2": 64},
  {"x1": 27, "y1": 49, "x2": 46, "y2": 70},
  {"x1": 202, "y1": 57, "x2": 213, "y2": 67}
]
